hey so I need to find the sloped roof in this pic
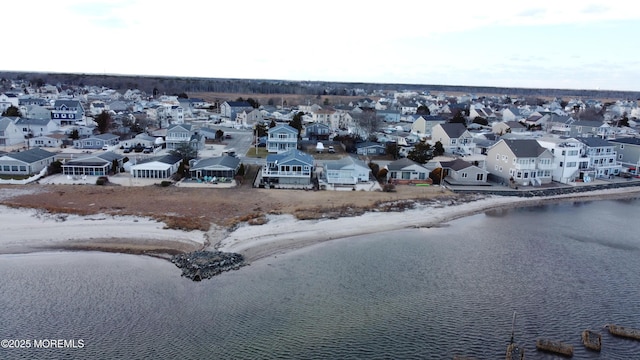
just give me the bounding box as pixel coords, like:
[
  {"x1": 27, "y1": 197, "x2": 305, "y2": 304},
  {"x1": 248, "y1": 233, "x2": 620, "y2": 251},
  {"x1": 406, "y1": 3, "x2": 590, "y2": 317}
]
[
  {"x1": 324, "y1": 156, "x2": 369, "y2": 171},
  {"x1": 575, "y1": 136, "x2": 613, "y2": 147},
  {"x1": 266, "y1": 149, "x2": 314, "y2": 165},
  {"x1": 440, "y1": 158, "x2": 474, "y2": 171},
  {"x1": 191, "y1": 155, "x2": 241, "y2": 170},
  {"x1": 502, "y1": 139, "x2": 548, "y2": 157},
  {"x1": 136, "y1": 154, "x2": 182, "y2": 165},
  {"x1": 608, "y1": 137, "x2": 640, "y2": 146},
  {"x1": 3, "y1": 148, "x2": 55, "y2": 163},
  {"x1": 269, "y1": 124, "x2": 298, "y2": 134},
  {"x1": 439, "y1": 123, "x2": 468, "y2": 138},
  {"x1": 15, "y1": 118, "x2": 53, "y2": 126},
  {"x1": 387, "y1": 157, "x2": 425, "y2": 171}
]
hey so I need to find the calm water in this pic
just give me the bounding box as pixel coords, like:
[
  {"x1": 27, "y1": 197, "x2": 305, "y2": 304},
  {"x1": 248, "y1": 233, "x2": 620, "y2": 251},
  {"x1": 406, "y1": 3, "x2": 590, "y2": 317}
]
[{"x1": 2, "y1": 199, "x2": 640, "y2": 359}]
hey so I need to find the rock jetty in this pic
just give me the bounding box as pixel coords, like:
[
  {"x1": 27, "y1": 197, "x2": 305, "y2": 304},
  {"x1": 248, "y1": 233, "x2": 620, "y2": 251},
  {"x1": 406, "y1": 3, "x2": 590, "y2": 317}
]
[{"x1": 171, "y1": 251, "x2": 246, "y2": 281}]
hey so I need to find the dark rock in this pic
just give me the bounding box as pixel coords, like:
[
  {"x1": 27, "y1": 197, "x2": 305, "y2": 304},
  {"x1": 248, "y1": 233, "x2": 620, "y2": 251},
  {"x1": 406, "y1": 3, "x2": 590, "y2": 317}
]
[{"x1": 171, "y1": 250, "x2": 246, "y2": 281}]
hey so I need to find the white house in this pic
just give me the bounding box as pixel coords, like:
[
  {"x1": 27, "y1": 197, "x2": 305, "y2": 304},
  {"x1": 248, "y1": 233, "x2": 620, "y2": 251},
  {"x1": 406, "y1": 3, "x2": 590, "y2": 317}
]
[
  {"x1": 0, "y1": 117, "x2": 25, "y2": 146},
  {"x1": 537, "y1": 136, "x2": 582, "y2": 184}
]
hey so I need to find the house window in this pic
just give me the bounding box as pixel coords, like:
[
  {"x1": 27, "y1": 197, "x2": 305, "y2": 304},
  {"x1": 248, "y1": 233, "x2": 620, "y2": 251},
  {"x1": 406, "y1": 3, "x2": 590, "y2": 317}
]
[
  {"x1": 419, "y1": 173, "x2": 426, "y2": 180},
  {"x1": 11, "y1": 166, "x2": 18, "y2": 171},
  {"x1": 618, "y1": 154, "x2": 623, "y2": 160},
  {"x1": 502, "y1": 155, "x2": 507, "y2": 161},
  {"x1": 620, "y1": 144, "x2": 624, "y2": 149},
  {"x1": 496, "y1": 154, "x2": 500, "y2": 160},
  {"x1": 477, "y1": 173, "x2": 484, "y2": 181},
  {"x1": 19, "y1": 166, "x2": 26, "y2": 171},
  {"x1": 567, "y1": 162, "x2": 576, "y2": 167},
  {"x1": 544, "y1": 170, "x2": 551, "y2": 177},
  {"x1": 451, "y1": 139, "x2": 456, "y2": 144},
  {"x1": 461, "y1": 172, "x2": 468, "y2": 178},
  {"x1": 390, "y1": 172, "x2": 397, "y2": 179},
  {"x1": 524, "y1": 172, "x2": 529, "y2": 178},
  {"x1": 402, "y1": 172, "x2": 411, "y2": 180},
  {"x1": 517, "y1": 171, "x2": 522, "y2": 178},
  {"x1": 495, "y1": 165, "x2": 499, "y2": 170},
  {"x1": 499, "y1": 166, "x2": 503, "y2": 172},
  {"x1": 2, "y1": 165, "x2": 9, "y2": 171},
  {"x1": 559, "y1": 162, "x2": 563, "y2": 167}
]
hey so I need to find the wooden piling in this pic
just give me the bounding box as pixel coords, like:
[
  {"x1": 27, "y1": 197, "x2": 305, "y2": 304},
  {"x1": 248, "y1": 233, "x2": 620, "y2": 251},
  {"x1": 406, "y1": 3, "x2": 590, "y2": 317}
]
[{"x1": 581, "y1": 329, "x2": 602, "y2": 351}]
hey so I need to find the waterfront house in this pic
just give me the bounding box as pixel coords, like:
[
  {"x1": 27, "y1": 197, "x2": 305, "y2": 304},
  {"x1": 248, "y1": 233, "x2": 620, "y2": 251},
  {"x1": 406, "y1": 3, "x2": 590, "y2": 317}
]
[
  {"x1": 386, "y1": 157, "x2": 430, "y2": 184},
  {"x1": 130, "y1": 154, "x2": 182, "y2": 179},
  {"x1": 73, "y1": 133, "x2": 120, "y2": 149},
  {"x1": 439, "y1": 158, "x2": 488, "y2": 185},
  {"x1": 486, "y1": 139, "x2": 555, "y2": 186},
  {"x1": 431, "y1": 123, "x2": 475, "y2": 155},
  {"x1": 262, "y1": 149, "x2": 314, "y2": 187},
  {"x1": 62, "y1": 151, "x2": 124, "y2": 176},
  {"x1": 267, "y1": 124, "x2": 299, "y2": 153},
  {"x1": 537, "y1": 137, "x2": 582, "y2": 184},
  {"x1": 575, "y1": 137, "x2": 622, "y2": 179},
  {"x1": 0, "y1": 117, "x2": 24, "y2": 146},
  {"x1": 0, "y1": 148, "x2": 55, "y2": 175},
  {"x1": 322, "y1": 157, "x2": 371, "y2": 185},
  {"x1": 189, "y1": 155, "x2": 241, "y2": 179},
  {"x1": 607, "y1": 137, "x2": 640, "y2": 175}
]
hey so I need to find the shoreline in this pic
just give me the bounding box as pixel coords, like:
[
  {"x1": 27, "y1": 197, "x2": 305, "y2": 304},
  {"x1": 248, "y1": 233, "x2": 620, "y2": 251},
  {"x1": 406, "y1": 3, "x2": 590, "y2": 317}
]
[{"x1": 2, "y1": 186, "x2": 640, "y2": 262}]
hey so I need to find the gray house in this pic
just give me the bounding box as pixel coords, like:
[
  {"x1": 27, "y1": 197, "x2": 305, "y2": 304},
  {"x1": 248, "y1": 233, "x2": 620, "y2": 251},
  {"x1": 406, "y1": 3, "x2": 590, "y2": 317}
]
[
  {"x1": 62, "y1": 152, "x2": 124, "y2": 176},
  {"x1": 73, "y1": 133, "x2": 120, "y2": 149},
  {"x1": 322, "y1": 157, "x2": 371, "y2": 185},
  {"x1": 356, "y1": 142, "x2": 386, "y2": 156},
  {"x1": 166, "y1": 124, "x2": 204, "y2": 151},
  {"x1": 0, "y1": 148, "x2": 56, "y2": 175},
  {"x1": 608, "y1": 137, "x2": 640, "y2": 175},
  {"x1": 189, "y1": 155, "x2": 241, "y2": 179},
  {"x1": 130, "y1": 154, "x2": 182, "y2": 179},
  {"x1": 486, "y1": 139, "x2": 555, "y2": 186},
  {"x1": 386, "y1": 157, "x2": 430, "y2": 184},
  {"x1": 267, "y1": 124, "x2": 298, "y2": 153},
  {"x1": 439, "y1": 158, "x2": 488, "y2": 185}
]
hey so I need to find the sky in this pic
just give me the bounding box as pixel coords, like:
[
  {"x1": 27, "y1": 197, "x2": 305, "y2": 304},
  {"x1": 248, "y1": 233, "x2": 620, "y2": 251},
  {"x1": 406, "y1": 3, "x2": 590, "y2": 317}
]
[{"x1": 4, "y1": 1, "x2": 640, "y2": 91}]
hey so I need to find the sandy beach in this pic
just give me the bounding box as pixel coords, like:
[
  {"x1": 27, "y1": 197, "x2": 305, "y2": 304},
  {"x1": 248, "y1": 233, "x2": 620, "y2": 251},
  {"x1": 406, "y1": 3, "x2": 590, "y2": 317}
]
[{"x1": 2, "y1": 186, "x2": 640, "y2": 261}]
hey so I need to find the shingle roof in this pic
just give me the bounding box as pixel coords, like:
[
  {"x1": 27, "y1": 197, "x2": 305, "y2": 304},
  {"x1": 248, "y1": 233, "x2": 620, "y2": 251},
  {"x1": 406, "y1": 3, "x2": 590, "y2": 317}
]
[
  {"x1": 608, "y1": 137, "x2": 640, "y2": 146},
  {"x1": 575, "y1": 136, "x2": 614, "y2": 147},
  {"x1": 4, "y1": 148, "x2": 55, "y2": 163},
  {"x1": 387, "y1": 157, "x2": 423, "y2": 170},
  {"x1": 502, "y1": 139, "x2": 547, "y2": 157},
  {"x1": 266, "y1": 149, "x2": 314, "y2": 165},
  {"x1": 191, "y1": 155, "x2": 240, "y2": 170},
  {"x1": 439, "y1": 123, "x2": 468, "y2": 138},
  {"x1": 440, "y1": 158, "x2": 473, "y2": 171}
]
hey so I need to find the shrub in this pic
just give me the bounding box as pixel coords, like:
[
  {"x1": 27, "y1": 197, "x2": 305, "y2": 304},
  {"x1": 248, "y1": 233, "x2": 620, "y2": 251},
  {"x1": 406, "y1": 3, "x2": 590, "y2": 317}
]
[
  {"x1": 96, "y1": 176, "x2": 109, "y2": 185},
  {"x1": 160, "y1": 180, "x2": 172, "y2": 187},
  {"x1": 383, "y1": 183, "x2": 396, "y2": 192}
]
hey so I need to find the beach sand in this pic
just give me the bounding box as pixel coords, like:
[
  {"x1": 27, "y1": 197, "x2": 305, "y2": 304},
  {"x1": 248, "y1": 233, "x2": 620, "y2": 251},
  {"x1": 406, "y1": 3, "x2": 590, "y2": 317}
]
[{"x1": 2, "y1": 186, "x2": 640, "y2": 261}]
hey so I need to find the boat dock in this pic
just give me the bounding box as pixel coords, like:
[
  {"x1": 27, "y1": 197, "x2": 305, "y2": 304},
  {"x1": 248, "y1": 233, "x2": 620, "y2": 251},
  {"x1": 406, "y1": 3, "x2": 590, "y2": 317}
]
[
  {"x1": 581, "y1": 329, "x2": 602, "y2": 351},
  {"x1": 606, "y1": 324, "x2": 640, "y2": 340},
  {"x1": 535, "y1": 338, "x2": 574, "y2": 357}
]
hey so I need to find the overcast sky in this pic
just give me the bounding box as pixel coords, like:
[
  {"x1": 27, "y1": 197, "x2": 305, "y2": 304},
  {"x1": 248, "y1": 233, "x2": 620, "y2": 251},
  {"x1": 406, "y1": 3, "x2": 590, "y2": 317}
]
[{"x1": 5, "y1": 1, "x2": 640, "y2": 91}]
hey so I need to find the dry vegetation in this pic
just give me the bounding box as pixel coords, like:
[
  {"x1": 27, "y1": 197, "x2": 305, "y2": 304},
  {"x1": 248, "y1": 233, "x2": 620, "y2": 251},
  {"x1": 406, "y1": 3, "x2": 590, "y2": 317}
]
[{"x1": 0, "y1": 180, "x2": 456, "y2": 232}]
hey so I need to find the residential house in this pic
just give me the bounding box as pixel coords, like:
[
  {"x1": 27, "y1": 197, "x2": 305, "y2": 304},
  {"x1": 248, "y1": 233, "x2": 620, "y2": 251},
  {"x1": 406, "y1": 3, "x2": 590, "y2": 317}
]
[
  {"x1": 469, "y1": 105, "x2": 496, "y2": 120},
  {"x1": 166, "y1": 124, "x2": 204, "y2": 151},
  {"x1": 486, "y1": 139, "x2": 555, "y2": 186},
  {"x1": 356, "y1": 142, "x2": 386, "y2": 156},
  {"x1": 62, "y1": 151, "x2": 124, "y2": 176},
  {"x1": 262, "y1": 149, "x2": 314, "y2": 187},
  {"x1": 492, "y1": 120, "x2": 526, "y2": 135},
  {"x1": 235, "y1": 108, "x2": 263, "y2": 128},
  {"x1": 537, "y1": 137, "x2": 582, "y2": 184},
  {"x1": 567, "y1": 120, "x2": 615, "y2": 139},
  {"x1": 121, "y1": 133, "x2": 159, "y2": 149},
  {"x1": 311, "y1": 108, "x2": 342, "y2": 129},
  {"x1": 376, "y1": 109, "x2": 401, "y2": 123},
  {"x1": 607, "y1": 137, "x2": 640, "y2": 175},
  {"x1": 575, "y1": 137, "x2": 622, "y2": 179},
  {"x1": 386, "y1": 157, "x2": 430, "y2": 184},
  {"x1": 15, "y1": 118, "x2": 58, "y2": 137},
  {"x1": 89, "y1": 101, "x2": 108, "y2": 116},
  {"x1": 410, "y1": 115, "x2": 447, "y2": 135},
  {"x1": 431, "y1": 123, "x2": 475, "y2": 155},
  {"x1": 50, "y1": 100, "x2": 85, "y2": 126},
  {"x1": 21, "y1": 105, "x2": 51, "y2": 120},
  {"x1": 0, "y1": 93, "x2": 19, "y2": 113},
  {"x1": 219, "y1": 101, "x2": 253, "y2": 121},
  {"x1": 501, "y1": 107, "x2": 526, "y2": 122},
  {"x1": 267, "y1": 124, "x2": 298, "y2": 153},
  {"x1": 189, "y1": 155, "x2": 241, "y2": 179},
  {"x1": 130, "y1": 154, "x2": 182, "y2": 179},
  {"x1": 29, "y1": 133, "x2": 66, "y2": 148},
  {"x1": 305, "y1": 122, "x2": 331, "y2": 141},
  {"x1": 73, "y1": 133, "x2": 120, "y2": 149},
  {"x1": 322, "y1": 156, "x2": 371, "y2": 186},
  {"x1": 0, "y1": 148, "x2": 56, "y2": 175},
  {"x1": 0, "y1": 117, "x2": 26, "y2": 146},
  {"x1": 439, "y1": 158, "x2": 488, "y2": 185}
]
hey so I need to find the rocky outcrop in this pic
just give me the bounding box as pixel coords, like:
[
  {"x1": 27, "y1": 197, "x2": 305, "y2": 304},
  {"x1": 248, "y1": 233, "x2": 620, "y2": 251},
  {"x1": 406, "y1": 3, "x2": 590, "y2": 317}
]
[{"x1": 171, "y1": 251, "x2": 245, "y2": 281}]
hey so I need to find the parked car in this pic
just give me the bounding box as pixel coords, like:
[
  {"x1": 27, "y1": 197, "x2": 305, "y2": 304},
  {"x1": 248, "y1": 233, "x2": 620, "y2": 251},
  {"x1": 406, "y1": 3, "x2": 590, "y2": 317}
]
[
  {"x1": 328, "y1": 146, "x2": 335, "y2": 153},
  {"x1": 123, "y1": 147, "x2": 132, "y2": 153},
  {"x1": 143, "y1": 147, "x2": 153, "y2": 154}
]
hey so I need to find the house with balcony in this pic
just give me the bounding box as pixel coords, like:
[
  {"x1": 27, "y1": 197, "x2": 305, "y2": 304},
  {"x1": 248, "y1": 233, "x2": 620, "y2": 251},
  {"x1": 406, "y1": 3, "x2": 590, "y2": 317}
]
[
  {"x1": 189, "y1": 155, "x2": 241, "y2": 179},
  {"x1": 50, "y1": 100, "x2": 85, "y2": 126},
  {"x1": 219, "y1": 101, "x2": 253, "y2": 122},
  {"x1": 567, "y1": 120, "x2": 615, "y2": 139},
  {"x1": 537, "y1": 137, "x2": 582, "y2": 184},
  {"x1": 261, "y1": 149, "x2": 314, "y2": 187},
  {"x1": 575, "y1": 137, "x2": 622, "y2": 179},
  {"x1": 267, "y1": 124, "x2": 298, "y2": 153},
  {"x1": 305, "y1": 122, "x2": 331, "y2": 141},
  {"x1": 165, "y1": 124, "x2": 204, "y2": 151},
  {"x1": 607, "y1": 137, "x2": 640, "y2": 175},
  {"x1": 439, "y1": 158, "x2": 488, "y2": 185},
  {"x1": 431, "y1": 123, "x2": 475, "y2": 155},
  {"x1": 486, "y1": 139, "x2": 555, "y2": 186}
]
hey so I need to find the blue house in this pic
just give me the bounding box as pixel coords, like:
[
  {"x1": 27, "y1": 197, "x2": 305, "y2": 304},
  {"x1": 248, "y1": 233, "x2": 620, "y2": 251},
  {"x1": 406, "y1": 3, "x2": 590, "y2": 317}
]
[
  {"x1": 356, "y1": 142, "x2": 386, "y2": 156},
  {"x1": 262, "y1": 149, "x2": 314, "y2": 187},
  {"x1": 267, "y1": 124, "x2": 299, "y2": 153},
  {"x1": 50, "y1": 100, "x2": 85, "y2": 125}
]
